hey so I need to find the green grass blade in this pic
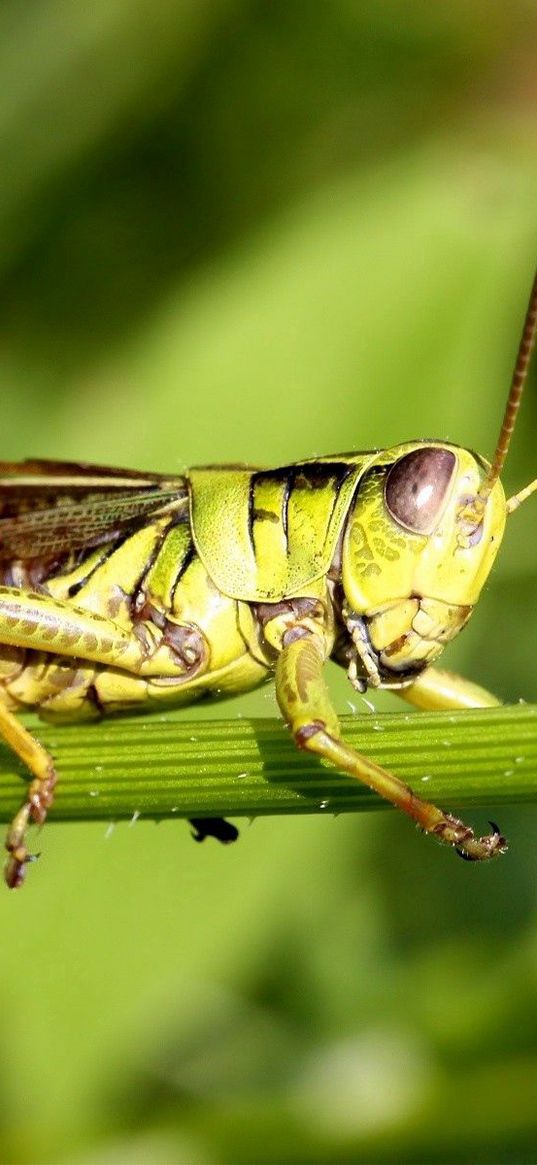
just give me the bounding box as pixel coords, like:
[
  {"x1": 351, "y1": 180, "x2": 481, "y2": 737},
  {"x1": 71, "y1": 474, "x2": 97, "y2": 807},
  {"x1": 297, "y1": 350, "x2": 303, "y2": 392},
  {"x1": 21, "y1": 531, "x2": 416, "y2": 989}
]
[{"x1": 0, "y1": 704, "x2": 536, "y2": 823}]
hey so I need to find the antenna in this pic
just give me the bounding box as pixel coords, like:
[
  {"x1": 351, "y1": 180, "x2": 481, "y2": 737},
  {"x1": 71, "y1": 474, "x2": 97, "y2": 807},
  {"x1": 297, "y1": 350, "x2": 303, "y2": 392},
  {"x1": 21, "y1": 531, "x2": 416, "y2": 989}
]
[{"x1": 479, "y1": 267, "x2": 537, "y2": 512}]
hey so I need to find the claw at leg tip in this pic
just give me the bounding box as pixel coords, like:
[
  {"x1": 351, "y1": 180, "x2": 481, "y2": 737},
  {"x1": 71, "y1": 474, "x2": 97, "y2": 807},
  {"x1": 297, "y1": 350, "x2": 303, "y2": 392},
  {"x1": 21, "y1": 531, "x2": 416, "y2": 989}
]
[{"x1": 4, "y1": 847, "x2": 40, "y2": 890}]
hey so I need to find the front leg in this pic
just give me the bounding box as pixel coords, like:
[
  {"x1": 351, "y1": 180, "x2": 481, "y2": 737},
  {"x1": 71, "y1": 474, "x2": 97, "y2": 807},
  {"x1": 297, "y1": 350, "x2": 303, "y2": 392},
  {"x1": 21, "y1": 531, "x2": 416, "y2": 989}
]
[
  {"x1": 397, "y1": 666, "x2": 501, "y2": 711},
  {"x1": 276, "y1": 632, "x2": 506, "y2": 862}
]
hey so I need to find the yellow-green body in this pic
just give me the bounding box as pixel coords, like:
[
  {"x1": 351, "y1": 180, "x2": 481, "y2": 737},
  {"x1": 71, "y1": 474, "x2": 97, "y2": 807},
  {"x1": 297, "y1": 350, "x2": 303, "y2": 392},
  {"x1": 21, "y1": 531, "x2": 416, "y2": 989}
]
[
  {"x1": 0, "y1": 444, "x2": 504, "y2": 725},
  {"x1": 0, "y1": 441, "x2": 509, "y2": 886}
]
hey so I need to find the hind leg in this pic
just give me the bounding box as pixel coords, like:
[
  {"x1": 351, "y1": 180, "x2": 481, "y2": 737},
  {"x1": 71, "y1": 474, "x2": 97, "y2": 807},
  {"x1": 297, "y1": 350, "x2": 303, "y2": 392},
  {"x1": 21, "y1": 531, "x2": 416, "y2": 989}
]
[{"x1": 0, "y1": 702, "x2": 57, "y2": 888}]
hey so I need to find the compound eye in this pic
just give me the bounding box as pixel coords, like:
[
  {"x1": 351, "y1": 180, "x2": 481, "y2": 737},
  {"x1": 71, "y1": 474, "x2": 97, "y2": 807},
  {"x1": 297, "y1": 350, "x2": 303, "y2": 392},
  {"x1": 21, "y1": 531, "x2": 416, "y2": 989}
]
[{"x1": 385, "y1": 448, "x2": 456, "y2": 534}]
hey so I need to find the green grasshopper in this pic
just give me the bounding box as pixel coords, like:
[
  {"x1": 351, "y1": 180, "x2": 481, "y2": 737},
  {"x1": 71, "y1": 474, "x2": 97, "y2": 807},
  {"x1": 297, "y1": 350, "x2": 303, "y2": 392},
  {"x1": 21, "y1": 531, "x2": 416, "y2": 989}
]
[{"x1": 0, "y1": 270, "x2": 536, "y2": 889}]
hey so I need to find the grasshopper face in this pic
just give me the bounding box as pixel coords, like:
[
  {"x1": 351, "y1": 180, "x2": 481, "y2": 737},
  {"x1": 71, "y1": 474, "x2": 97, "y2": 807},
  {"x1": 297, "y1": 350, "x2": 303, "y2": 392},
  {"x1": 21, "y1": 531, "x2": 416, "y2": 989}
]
[{"x1": 341, "y1": 442, "x2": 507, "y2": 678}]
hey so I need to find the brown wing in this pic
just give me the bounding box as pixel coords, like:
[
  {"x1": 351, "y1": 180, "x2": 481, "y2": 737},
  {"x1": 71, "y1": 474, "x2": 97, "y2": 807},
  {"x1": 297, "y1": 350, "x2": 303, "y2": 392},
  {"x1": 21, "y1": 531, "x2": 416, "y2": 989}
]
[
  {"x1": 0, "y1": 459, "x2": 189, "y2": 560},
  {"x1": 0, "y1": 459, "x2": 181, "y2": 512}
]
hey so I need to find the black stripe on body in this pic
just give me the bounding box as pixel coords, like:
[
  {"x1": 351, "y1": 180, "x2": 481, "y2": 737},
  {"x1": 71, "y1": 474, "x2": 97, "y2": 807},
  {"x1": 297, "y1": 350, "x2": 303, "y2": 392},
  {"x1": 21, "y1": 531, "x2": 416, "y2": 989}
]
[{"x1": 247, "y1": 461, "x2": 355, "y2": 561}]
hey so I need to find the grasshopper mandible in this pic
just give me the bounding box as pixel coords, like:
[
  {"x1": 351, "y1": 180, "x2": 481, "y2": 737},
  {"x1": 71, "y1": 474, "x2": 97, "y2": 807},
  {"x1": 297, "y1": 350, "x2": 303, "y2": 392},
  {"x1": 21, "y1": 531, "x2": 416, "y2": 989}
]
[{"x1": 0, "y1": 270, "x2": 536, "y2": 889}]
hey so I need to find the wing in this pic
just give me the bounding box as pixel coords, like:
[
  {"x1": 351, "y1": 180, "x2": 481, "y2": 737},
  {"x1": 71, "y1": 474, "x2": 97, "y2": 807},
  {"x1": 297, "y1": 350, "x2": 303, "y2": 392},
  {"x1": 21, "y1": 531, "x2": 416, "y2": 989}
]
[{"x1": 0, "y1": 460, "x2": 189, "y2": 560}]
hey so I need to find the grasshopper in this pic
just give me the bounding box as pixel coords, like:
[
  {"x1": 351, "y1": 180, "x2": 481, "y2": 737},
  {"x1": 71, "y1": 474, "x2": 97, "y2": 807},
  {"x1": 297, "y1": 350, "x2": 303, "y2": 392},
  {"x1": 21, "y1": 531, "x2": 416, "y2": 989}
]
[{"x1": 0, "y1": 270, "x2": 536, "y2": 889}]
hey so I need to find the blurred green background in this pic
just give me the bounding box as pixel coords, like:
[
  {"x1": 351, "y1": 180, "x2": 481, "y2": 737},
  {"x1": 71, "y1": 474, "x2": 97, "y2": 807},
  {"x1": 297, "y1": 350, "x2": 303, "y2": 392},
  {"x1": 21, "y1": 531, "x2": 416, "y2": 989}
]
[{"x1": 1, "y1": 3, "x2": 537, "y2": 1162}]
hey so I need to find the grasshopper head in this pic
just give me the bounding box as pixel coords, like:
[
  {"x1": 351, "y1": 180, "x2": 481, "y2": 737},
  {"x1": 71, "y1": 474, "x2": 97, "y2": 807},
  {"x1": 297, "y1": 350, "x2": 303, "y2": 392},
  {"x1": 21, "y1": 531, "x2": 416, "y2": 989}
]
[
  {"x1": 340, "y1": 267, "x2": 536, "y2": 680},
  {"x1": 342, "y1": 441, "x2": 507, "y2": 614}
]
